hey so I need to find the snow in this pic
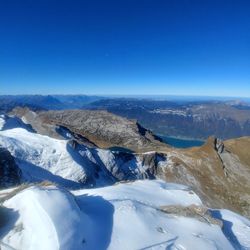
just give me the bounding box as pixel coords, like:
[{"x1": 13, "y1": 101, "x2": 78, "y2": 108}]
[
  {"x1": 0, "y1": 115, "x2": 5, "y2": 130},
  {"x1": 73, "y1": 179, "x2": 203, "y2": 207},
  {"x1": 0, "y1": 128, "x2": 88, "y2": 187},
  {"x1": 1, "y1": 180, "x2": 249, "y2": 250},
  {"x1": 0, "y1": 126, "x2": 161, "y2": 188},
  {"x1": 1, "y1": 186, "x2": 92, "y2": 250},
  {"x1": 0, "y1": 115, "x2": 34, "y2": 132},
  {"x1": 210, "y1": 209, "x2": 250, "y2": 249}
]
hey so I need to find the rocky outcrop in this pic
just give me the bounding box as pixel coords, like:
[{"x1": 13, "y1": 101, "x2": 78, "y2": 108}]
[
  {"x1": 0, "y1": 147, "x2": 22, "y2": 188},
  {"x1": 160, "y1": 204, "x2": 223, "y2": 227},
  {"x1": 69, "y1": 140, "x2": 167, "y2": 184},
  {"x1": 214, "y1": 138, "x2": 224, "y2": 153}
]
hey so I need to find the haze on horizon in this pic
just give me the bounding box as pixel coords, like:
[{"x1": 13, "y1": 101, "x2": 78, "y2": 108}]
[{"x1": 0, "y1": 0, "x2": 249, "y2": 97}]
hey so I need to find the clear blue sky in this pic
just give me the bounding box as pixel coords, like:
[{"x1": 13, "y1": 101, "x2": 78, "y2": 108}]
[{"x1": 0, "y1": 0, "x2": 249, "y2": 96}]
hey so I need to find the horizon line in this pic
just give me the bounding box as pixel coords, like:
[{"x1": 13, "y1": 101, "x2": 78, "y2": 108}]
[{"x1": 0, "y1": 93, "x2": 250, "y2": 99}]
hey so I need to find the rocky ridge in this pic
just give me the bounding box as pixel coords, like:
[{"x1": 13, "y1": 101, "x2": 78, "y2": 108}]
[
  {"x1": 159, "y1": 136, "x2": 250, "y2": 217},
  {"x1": 10, "y1": 107, "x2": 167, "y2": 152}
]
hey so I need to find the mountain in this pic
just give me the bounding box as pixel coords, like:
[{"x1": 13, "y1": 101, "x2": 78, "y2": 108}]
[
  {"x1": 1, "y1": 110, "x2": 250, "y2": 249},
  {"x1": 53, "y1": 95, "x2": 105, "y2": 108},
  {"x1": 0, "y1": 114, "x2": 164, "y2": 188},
  {"x1": 1, "y1": 180, "x2": 250, "y2": 249},
  {"x1": 158, "y1": 136, "x2": 250, "y2": 217},
  {"x1": 3, "y1": 95, "x2": 250, "y2": 141},
  {"x1": 10, "y1": 107, "x2": 167, "y2": 152},
  {"x1": 89, "y1": 98, "x2": 250, "y2": 140},
  {"x1": 2, "y1": 109, "x2": 250, "y2": 217},
  {"x1": 0, "y1": 95, "x2": 63, "y2": 112},
  {"x1": 0, "y1": 95, "x2": 105, "y2": 112}
]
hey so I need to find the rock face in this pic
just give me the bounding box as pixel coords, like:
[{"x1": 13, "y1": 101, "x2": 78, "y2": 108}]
[
  {"x1": 160, "y1": 204, "x2": 223, "y2": 227},
  {"x1": 0, "y1": 146, "x2": 21, "y2": 188}
]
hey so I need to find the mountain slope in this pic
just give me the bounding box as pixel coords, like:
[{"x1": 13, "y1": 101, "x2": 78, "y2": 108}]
[
  {"x1": 1, "y1": 112, "x2": 250, "y2": 218},
  {"x1": 0, "y1": 116, "x2": 166, "y2": 188},
  {"x1": 159, "y1": 136, "x2": 250, "y2": 217},
  {"x1": 1, "y1": 112, "x2": 250, "y2": 249},
  {"x1": 1, "y1": 180, "x2": 250, "y2": 250}
]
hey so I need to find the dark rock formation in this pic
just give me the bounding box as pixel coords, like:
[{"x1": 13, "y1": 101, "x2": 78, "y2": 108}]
[{"x1": 0, "y1": 147, "x2": 22, "y2": 188}]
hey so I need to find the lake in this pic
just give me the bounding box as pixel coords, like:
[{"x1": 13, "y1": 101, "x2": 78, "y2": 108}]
[{"x1": 158, "y1": 135, "x2": 205, "y2": 148}]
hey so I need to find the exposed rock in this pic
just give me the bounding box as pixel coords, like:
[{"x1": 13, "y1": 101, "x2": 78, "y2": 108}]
[
  {"x1": 10, "y1": 107, "x2": 168, "y2": 152},
  {"x1": 137, "y1": 152, "x2": 167, "y2": 177},
  {"x1": 0, "y1": 146, "x2": 22, "y2": 188},
  {"x1": 160, "y1": 204, "x2": 223, "y2": 227},
  {"x1": 214, "y1": 138, "x2": 224, "y2": 153}
]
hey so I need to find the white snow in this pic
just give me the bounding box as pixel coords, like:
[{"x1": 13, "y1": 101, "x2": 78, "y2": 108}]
[
  {"x1": 1, "y1": 180, "x2": 249, "y2": 250},
  {"x1": 0, "y1": 115, "x2": 33, "y2": 132},
  {"x1": 1, "y1": 186, "x2": 93, "y2": 250},
  {"x1": 0, "y1": 115, "x2": 5, "y2": 130},
  {"x1": 211, "y1": 209, "x2": 250, "y2": 249},
  {"x1": 0, "y1": 128, "x2": 88, "y2": 186},
  {"x1": 73, "y1": 179, "x2": 203, "y2": 207}
]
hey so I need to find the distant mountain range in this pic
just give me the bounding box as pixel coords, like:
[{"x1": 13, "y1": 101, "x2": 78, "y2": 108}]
[
  {"x1": 0, "y1": 94, "x2": 104, "y2": 112},
  {"x1": 89, "y1": 98, "x2": 250, "y2": 140},
  {"x1": 1, "y1": 106, "x2": 250, "y2": 249},
  {"x1": 1, "y1": 95, "x2": 250, "y2": 140}
]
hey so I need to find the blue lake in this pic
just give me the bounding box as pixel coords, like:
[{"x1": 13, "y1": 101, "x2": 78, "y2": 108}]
[{"x1": 158, "y1": 135, "x2": 205, "y2": 148}]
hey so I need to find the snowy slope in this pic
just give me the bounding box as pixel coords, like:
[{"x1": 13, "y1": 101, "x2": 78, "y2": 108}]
[
  {"x1": 0, "y1": 115, "x2": 34, "y2": 132},
  {"x1": 0, "y1": 115, "x2": 5, "y2": 130},
  {"x1": 0, "y1": 128, "x2": 90, "y2": 187},
  {"x1": 1, "y1": 180, "x2": 250, "y2": 250},
  {"x1": 1, "y1": 186, "x2": 93, "y2": 250},
  {"x1": 0, "y1": 125, "x2": 163, "y2": 188}
]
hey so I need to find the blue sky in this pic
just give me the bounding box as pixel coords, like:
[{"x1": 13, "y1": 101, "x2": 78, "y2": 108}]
[{"x1": 0, "y1": 0, "x2": 249, "y2": 96}]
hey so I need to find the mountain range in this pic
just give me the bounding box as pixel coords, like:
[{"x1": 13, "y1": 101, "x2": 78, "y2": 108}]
[
  {"x1": 1, "y1": 95, "x2": 250, "y2": 140},
  {"x1": 89, "y1": 98, "x2": 250, "y2": 140},
  {"x1": 0, "y1": 98, "x2": 250, "y2": 249}
]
